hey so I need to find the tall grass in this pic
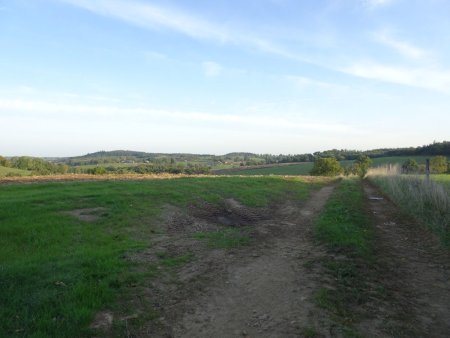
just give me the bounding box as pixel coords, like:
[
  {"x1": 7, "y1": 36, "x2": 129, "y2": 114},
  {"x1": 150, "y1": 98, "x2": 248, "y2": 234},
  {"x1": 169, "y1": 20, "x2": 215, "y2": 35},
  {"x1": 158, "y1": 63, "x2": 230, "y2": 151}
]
[{"x1": 368, "y1": 166, "x2": 450, "y2": 245}]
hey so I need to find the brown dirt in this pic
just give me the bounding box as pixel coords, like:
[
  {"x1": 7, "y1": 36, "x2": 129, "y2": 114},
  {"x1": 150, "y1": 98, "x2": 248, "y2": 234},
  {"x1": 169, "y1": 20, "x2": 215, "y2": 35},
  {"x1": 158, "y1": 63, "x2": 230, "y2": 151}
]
[
  {"x1": 361, "y1": 181, "x2": 450, "y2": 337},
  {"x1": 118, "y1": 185, "x2": 335, "y2": 337},
  {"x1": 92, "y1": 180, "x2": 450, "y2": 337},
  {"x1": 64, "y1": 207, "x2": 108, "y2": 222}
]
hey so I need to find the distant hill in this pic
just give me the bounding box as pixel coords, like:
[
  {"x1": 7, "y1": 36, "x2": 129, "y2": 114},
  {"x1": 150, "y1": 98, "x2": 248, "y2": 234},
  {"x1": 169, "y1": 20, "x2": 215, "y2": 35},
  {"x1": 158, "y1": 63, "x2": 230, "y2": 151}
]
[{"x1": 49, "y1": 140, "x2": 450, "y2": 167}]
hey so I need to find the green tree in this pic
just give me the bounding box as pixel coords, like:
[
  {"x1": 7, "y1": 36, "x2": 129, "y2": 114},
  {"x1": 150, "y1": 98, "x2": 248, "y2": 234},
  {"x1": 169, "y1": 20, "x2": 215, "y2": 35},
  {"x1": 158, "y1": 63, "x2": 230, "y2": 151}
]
[
  {"x1": 430, "y1": 156, "x2": 448, "y2": 174},
  {"x1": 0, "y1": 156, "x2": 11, "y2": 167},
  {"x1": 402, "y1": 158, "x2": 419, "y2": 174},
  {"x1": 353, "y1": 155, "x2": 372, "y2": 178},
  {"x1": 310, "y1": 157, "x2": 342, "y2": 176}
]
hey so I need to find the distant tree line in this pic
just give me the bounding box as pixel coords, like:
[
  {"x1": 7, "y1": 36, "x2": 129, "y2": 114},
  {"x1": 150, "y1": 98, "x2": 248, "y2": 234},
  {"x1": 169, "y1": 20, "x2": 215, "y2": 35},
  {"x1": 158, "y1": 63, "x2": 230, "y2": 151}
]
[
  {"x1": 80, "y1": 163, "x2": 211, "y2": 175},
  {"x1": 2, "y1": 141, "x2": 448, "y2": 176},
  {"x1": 0, "y1": 156, "x2": 69, "y2": 175},
  {"x1": 402, "y1": 156, "x2": 449, "y2": 174},
  {"x1": 58, "y1": 141, "x2": 450, "y2": 167}
]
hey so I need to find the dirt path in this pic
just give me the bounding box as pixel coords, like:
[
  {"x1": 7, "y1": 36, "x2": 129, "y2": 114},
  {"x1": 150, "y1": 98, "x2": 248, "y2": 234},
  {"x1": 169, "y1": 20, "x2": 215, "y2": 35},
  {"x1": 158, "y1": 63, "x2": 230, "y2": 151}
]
[
  {"x1": 133, "y1": 185, "x2": 335, "y2": 337},
  {"x1": 363, "y1": 182, "x2": 450, "y2": 337}
]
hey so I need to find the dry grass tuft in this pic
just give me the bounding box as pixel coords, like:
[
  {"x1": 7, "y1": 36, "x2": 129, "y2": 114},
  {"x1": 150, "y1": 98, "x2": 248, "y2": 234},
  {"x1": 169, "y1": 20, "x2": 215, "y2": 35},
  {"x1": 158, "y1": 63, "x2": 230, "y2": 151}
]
[{"x1": 368, "y1": 166, "x2": 450, "y2": 244}]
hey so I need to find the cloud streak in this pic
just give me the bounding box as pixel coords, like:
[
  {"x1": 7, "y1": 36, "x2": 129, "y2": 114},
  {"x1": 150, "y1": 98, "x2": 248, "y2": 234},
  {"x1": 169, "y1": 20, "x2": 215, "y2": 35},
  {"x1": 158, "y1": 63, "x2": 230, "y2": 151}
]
[
  {"x1": 61, "y1": 0, "x2": 297, "y2": 59},
  {"x1": 0, "y1": 98, "x2": 352, "y2": 134},
  {"x1": 374, "y1": 31, "x2": 429, "y2": 60},
  {"x1": 342, "y1": 62, "x2": 450, "y2": 93},
  {"x1": 362, "y1": 0, "x2": 393, "y2": 9}
]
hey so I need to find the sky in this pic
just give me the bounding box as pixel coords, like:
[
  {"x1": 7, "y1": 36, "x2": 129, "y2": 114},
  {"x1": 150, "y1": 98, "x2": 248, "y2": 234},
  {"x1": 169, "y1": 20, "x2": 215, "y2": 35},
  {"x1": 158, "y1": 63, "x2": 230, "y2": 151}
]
[{"x1": 0, "y1": 0, "x2": 449, "y2": 157}]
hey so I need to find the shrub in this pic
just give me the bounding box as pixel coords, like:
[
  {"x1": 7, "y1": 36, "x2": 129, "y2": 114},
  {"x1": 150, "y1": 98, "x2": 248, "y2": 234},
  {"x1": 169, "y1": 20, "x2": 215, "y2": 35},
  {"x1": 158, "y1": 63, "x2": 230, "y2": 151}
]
[
  {"x1": 353, "y1": 155, "x2": 372, "y2": 178},
  {"x1": 310, "y1": 157, "x2": 342, "y2": 176},
  {"x1": 431, "y1": 156, "x2": 448, "y2": 174}
]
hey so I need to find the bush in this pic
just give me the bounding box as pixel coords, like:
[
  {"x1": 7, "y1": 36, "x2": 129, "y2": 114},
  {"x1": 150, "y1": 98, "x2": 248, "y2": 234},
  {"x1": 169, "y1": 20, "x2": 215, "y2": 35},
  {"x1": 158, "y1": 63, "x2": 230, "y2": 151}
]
[
  {"x1": 402, "y1": 158, "x2": 419, "y2": 174},
  {"x1": 353, "y1": 155, "x2": 372, "y2": 178},
  {"x1": 310, "y1": 157, "x2": 342, "y2": 176},
  {"x1": 431, "y1": 156, "x2": 448, "y2": 174}
]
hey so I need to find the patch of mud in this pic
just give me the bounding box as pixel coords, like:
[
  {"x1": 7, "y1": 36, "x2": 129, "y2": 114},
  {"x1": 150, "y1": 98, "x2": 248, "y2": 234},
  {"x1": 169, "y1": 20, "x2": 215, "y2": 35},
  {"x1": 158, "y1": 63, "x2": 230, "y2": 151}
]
[
  {"x1": 64, "y1": 207, "x2": 108, "y2": 222},
  {"x1": 160, "y1": 198, "x2": 267, "y2": 235}
]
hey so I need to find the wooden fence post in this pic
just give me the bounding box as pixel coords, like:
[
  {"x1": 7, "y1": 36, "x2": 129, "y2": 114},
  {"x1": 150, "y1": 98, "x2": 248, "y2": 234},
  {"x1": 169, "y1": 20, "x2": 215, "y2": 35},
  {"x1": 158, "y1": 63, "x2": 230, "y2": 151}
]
[{"x1": 426, "y1": 158, "x2": 430, "y2": 181}]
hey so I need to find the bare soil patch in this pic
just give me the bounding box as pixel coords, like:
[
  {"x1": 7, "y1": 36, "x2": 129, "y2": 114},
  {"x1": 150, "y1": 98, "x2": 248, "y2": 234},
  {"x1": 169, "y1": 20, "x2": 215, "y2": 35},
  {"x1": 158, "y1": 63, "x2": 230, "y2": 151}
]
[
  {"x1": 64, "y1": 207, "x2": 108, "y2": 222},
  {"x1": 111, "y1": 186, "x2": 335, "y2": 337}
]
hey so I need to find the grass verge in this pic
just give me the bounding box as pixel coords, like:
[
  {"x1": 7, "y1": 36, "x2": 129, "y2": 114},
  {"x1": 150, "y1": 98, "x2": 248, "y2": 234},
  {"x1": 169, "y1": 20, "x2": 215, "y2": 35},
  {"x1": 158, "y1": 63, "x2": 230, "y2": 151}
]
[
  {"x1": 368, "y1": 171, "x2": 450, "y2": 246},
  {"x1": 313, "y1": 178, "x2": 374, "y2": 337}
]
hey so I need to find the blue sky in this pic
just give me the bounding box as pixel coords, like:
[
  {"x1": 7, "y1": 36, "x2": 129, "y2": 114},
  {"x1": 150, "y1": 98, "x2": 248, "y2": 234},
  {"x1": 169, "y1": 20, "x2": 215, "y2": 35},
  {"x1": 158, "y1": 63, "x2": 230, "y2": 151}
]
[{"x1": 1, "y1": 0, "x2": 449, "y2": 156}]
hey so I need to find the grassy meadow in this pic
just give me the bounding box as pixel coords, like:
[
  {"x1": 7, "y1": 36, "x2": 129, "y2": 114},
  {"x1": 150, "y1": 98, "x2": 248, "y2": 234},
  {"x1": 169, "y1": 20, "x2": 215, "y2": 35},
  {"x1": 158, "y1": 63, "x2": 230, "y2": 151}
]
[
  {"x1": 0, "y1": 176, "x2": 330, "y2": 337},
  {"x1": 221, "y1": 162, "x2": 315, "y2": 176},
  {"x1": 216, "y1": 156, "x2": 440, "y2": 176},
  {"x1": 0, "y1": 166, "x2": 31, "y2": 177}
]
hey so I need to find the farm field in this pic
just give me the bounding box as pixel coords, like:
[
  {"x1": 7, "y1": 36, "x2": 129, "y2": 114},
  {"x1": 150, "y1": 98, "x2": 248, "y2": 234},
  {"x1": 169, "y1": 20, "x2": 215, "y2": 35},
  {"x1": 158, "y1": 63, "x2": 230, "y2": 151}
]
[
  {"x1": 433, "y1": 174, "x2": 450, "y2": 185},
  {"x1": 0, "y1": 166, "x2": 31, "y2": 177},
  {"x1": 215, "y1": 156, "x2": 437, "y2": 176},
  {"x1": 216, "y1": 162, "x2": 315, "y2": 176},
  {"x1": 1, "y1": 176, "x2": 450, "y2": 337}
]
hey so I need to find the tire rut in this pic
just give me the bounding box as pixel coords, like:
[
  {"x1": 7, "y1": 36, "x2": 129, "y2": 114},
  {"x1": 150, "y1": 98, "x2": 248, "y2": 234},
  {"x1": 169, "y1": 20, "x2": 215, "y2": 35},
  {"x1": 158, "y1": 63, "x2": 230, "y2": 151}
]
[
  {"x1": 169, "y1": 185, "x2": 335, "y2": 338},
  {"x1": 363, "y1": 182, "x2": 450, "y2": 337}
]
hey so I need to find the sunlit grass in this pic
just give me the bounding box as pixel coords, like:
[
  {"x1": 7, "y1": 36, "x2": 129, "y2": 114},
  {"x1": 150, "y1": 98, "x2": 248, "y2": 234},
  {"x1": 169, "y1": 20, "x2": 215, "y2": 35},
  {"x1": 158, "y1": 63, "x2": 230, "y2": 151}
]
[
  {"x1": 0, "y1": 176, "x2": 328, "y2": 337},
  {"x1": 368, "y1": 167, "x2": 450, "y2": 245}
]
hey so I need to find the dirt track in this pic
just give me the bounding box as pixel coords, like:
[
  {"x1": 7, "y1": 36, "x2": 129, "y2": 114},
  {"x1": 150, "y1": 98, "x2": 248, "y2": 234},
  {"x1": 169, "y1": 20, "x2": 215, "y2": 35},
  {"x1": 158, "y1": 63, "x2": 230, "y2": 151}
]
[
  {"x1": 110, "y1": 181, "x2": 450, "y2": 337},
  {"x1": 130, "y1": 186, "x2": 334, "y2": 337},
  {"x1": 362, "y1": 182, "x2": 450, "y2": 337}
]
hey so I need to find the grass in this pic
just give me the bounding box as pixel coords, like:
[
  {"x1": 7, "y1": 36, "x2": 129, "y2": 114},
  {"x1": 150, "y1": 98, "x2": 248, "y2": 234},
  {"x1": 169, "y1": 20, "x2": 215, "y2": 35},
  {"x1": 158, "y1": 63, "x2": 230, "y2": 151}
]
[
  {"x1": 194, "y1": 228, "x2": 251, "y2": 248},
  {"x1": 313, "y1": 178, "x2": 374, "y2": 337},
  {"x1": 0, "y1": 176, "x2": 327, "y2": 337},
  {"x1": 315, "y1": 178, "x2": 372, "y2": 256},
  {"x1": 218, "y1": 162, "x2": 314, "y2": 176},
  {"x1": 432, "y1": 174, "x2": 450, "y2": 186},
  {"x1": 368, "y1": 169, "x2": 450, "y2": 246},
  {"x1": 0, "y1": 166, "x2": 31, "y2": 177}
]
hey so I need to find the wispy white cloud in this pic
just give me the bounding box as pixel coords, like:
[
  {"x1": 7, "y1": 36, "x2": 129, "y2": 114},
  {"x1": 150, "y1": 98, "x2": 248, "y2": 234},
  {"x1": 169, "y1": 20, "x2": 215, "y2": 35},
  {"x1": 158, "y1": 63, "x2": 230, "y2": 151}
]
[
  {"x1": 286, "y1": 75, "x2": 346, "y2": 91},
  {"x1": 342, "y1": 61, "x2": 450, "y2": 93},
  {"x1": 144, "y1": 50, "x2": 167, "y2": 61},
  {"x1": 0, "y1": 98, "x2": 353, "y2": 134},
  {"x1": 362, "y1": 0, "x2": 393, "y2": 9},
  {"x1": 374, "y1": 31, "x2": 429, "y2": 60},
  {"x1": 61, "y1": 0, "x2": 294, "y2": 59},
  {"x1": 202, "y1": 61, "x2": 222, "y2": 77}
]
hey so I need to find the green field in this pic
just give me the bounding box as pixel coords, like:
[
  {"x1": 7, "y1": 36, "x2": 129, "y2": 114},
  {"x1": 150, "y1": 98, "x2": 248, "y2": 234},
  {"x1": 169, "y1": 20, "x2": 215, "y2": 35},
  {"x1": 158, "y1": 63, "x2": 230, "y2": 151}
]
[
  {"x1": 216, "y1": 156, "x2": 448, "y2": 176},
  {"x1": 0, "y1": 176, "x2": 328, "y2": 337},
  {"x1": 369, "y1": 156, "x2": 441, "y2": 166},
  {"x1": 432, "y1": 174, "x2": 450, "y2": 185},
  {"x1": 221, "y1": 163, "x2": 315, "y2": 176},
  {"x1": 0, "y1": 166, "x2": 31, "y2": 177}
]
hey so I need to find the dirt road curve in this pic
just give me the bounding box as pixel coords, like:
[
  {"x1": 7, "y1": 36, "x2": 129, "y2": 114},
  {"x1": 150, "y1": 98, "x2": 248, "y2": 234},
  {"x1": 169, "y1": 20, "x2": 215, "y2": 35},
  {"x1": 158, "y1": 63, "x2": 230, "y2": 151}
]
[{"x1": 172, "y1": 186, "x2": 334, "y2": 338}]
